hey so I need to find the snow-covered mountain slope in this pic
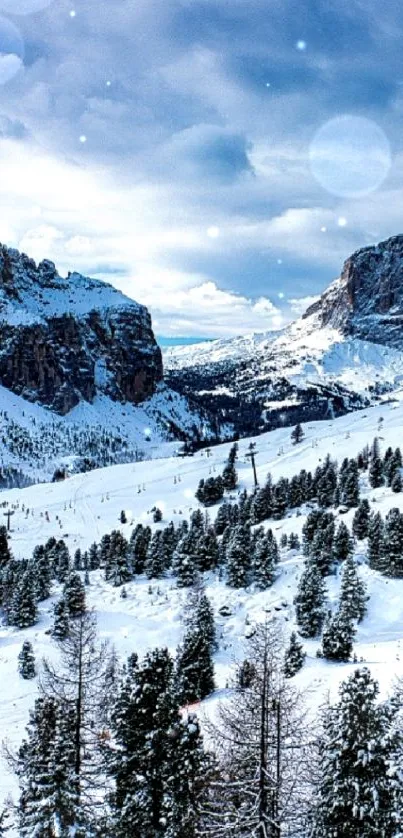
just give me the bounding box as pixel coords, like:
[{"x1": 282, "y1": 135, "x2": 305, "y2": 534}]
[
  {"x1": 165, "y1": 235, "x2": 403, "y2": 436},
  {"x1": 0, "y1": 380, "x2": 218, "y2": 486},
  {"x1": 0, "y1": 244, "x2": 225, "y2": 481},
  {"x1": 2, "y1": 393, "x2": 403, "y2": 806}
]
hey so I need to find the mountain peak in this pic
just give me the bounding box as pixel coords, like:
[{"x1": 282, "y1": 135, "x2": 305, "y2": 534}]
[
  {"x1": 0, "y1": 243, "x2": 163, "y2": 414},
  {"x1": 304, "y1": 234, "x2": 403, "y2": 345}
]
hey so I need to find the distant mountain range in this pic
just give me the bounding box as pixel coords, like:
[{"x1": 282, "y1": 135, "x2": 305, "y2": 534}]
[{"x1": 164, "y1": 235, "x2": 403, "y2": 437}]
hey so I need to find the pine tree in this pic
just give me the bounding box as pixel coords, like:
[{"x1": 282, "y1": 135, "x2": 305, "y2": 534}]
[
  {"x1": 284, "y1": 631, "x2": 306, "y2": 678},
  {"x1": 176, "y1": 622, "x2": 215, "y2": 704},
  {"x1": 32, "y1": 546, "x2": 52, "y2": 601},
  {"x1": 288, "y1": 532, "x2": 301, "y2": 550},
  {"x1": 342, "y1": 466, "x2": 360, "y2": 508},
  {"x1": 74, "y1": 548, "x2": 83, "y2": 570},
  {"x1": 333, "y1": 522, "x2": 354, "y2": 563},
  {"x1": 172, "y1": 534, "x2": 198, "y2": 587},
  {"x1": 226, "y1": 523, "x2": 251, "y2": 588},
  {"x1": 368, "y1": 511, "x2": 385, "y2": 571},
  {"x1": 222, "y1": 460, "x2": 238, "y2": 491},
  {"x1": 11, "y1": 569, "x2": 38, "y2": 628},
  {"x1": 145, "y1": 529, "x2": 168, "y2": 578},
  {"x1": 252, "y1": 530, "x2": 278, "y2": 590},
  {"x1": 214, "y1": 502, "x2": 232, "y2": 535},
  {"x1": 339, "y1": 556, "x2": 368, "y2": 622},
  {"x1": 369, "y1": 455, "x2": 384, "y2": 489},
  {"x1": 294, "y1": 562, "x2": 327, "y2": 638},
  {"x1": 18, "y1": 640, "x2": 36, "y2": 679},
  {"x1": 383, "y1": 507, "x2": 403, "y2": 577},
  {"x1": 105, "y1": 530, "x2": 131, "y2": 586},
  {"x1": 320, "y1": 606, "x2": 355, "y2": 661},
  {"x1": 63, "y1": 572, "x2": 86, "y2": 617},
  {"x1": 88, "y1": 541, "x2": 100, "y2": 570},
  {"x1": 165, "y1": 713, "x2": 213, "y2": 838},
  {"x1": 196, "y1": 526, "x2": 219, "y2": 572},
  {"x1": 109, "y1": 648, "x2": 179, "y2": 837},
  {"x1": 352, "y1": 498, "x2": 371, "y2": 539},
  {"x1": 0, "y1": 524, "x2": 11, "y2": 569},
  {"x1": 52, "y1": 596, "x2": 70, "y2": 640},
  {"x1": 291, "y1": 423, "x2": 304, "y2": 444},
  {"x1": 51, "y1": 539, "x2": 71, "y2": 583},
  {"x1": 312, "y1": 668, "x2": 402, "y2": 837},
  {"x1": 16, "y1": 696, "x2": 78, "y2": 837},
  {"x1": 129, "y1": 524, "x2": 151, "y2": 574}
]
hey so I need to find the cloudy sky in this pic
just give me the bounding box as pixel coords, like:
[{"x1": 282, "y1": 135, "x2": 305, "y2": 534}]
[{"x1": 0, "y1": 0, "x2": 402, "y2": 337}]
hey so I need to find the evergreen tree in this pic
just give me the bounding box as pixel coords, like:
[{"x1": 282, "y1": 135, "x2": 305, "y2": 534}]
[
  {"x1": 392, "y1": 470, "x2": 403, "y2": 493},
  {"x1": 222, "y1": 461, "x2": 238, "y2": 491},
  {"x1": 52, "y1": 596, "x2": 70, "y2": 640},
  {"x1": 109, "y1": 649, "x2": 211, "y2": 838},
  {"x1": 252, "y1": 530, "x2": 278, "y2": 590},
  {"x1": 294, "y1": 562, "x2": 327, "y2": 638},
  {"x1": 165, "y1": 713, "x2": 213, "y2": 838},
  {"x1": 291, "y1": 423, "x2": 304, "y2": 444},
  {"x1": 367, "y1": 511, "x2": 385, "y2": 572},
  {"x1": 214, "y1": 502, "x2": 232, "y2": 535},
  {"x1": 284, "y1": 631, "x2": 306, "y2": 678},
  {"x1": 153, "y1": 507, "x2": 163, "y2": 523},
  {"x1": 196, "y1": 526, "x2": 219, "y2": 572},
  {"x1": 11, "y1": 569, "x2": 38, "y2": 628},
  {"x1": 383, "y1": 507, "x2": 403, "y2": 577},
  {"x1": 312, "y1": 668, "x2": 402, "y2": 837},
  {"x1": 129, "y1": 524, "x2": 151, "y2": 574},
  {"x1": 105, "y1": 530, "x2": 131, "y2": 586},
  {"x1": 176, "y1": 615, "x2": 215, "y2": 704},
  {"x1": 172, "y1": 534, "x2": 198, "y2": 587},
  {"x1": 352, "y1": 499, "x2": 371, "y2": 539},
  {"x1": 342, "y1": 465, "x2": 360, "y2": 508},
  {"x1": 74, "y1": 548, "x2": 83, "y2": 571},
  {"x1": 145, "y1": 529, "x2": 168, "y2": 578},
  {"x1": 320, "y1": 607, "x2": 355, "y2": 661},
  {"x1": 16, "y1": 696, "x2": 78, "y2": 837},
  {"x1": 226, "y1": 524, "x2": 251, "y2": 588},
  {"x1": 369, "y1": 455, "x2": 384, "y2": 489},
  {"x1": 88, "y1": 541, "x2": 100, "y2": 570},
  {"x1": 51, "y1": 540, "x2": 71, "y2": 583},
  {"x1": 0, "y1": 524, "x2": 11, "y2": 569},
  {"x1": 18, "y1": 640, "x2": 36, "y2": 679},
  {"x1": 32, "y1": 547, "x2": 52, "y2": 601},
  {"x1": 339, "y1": 556, "x2": 368, "y2": 622},
  {"x1": 63, "y1": 572, "x2": 86, "y2": 617},
  {"x1": 333, "y1": 521, "x2": 354, "y2": 563}
]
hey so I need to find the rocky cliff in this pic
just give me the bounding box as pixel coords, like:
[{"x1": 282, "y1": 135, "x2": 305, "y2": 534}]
[
  {"x1": 0, "y1": 245, "x2": 163, "y2": 414},
  {"x1": 303, "y1": 234, "x2": 403, "y2": 346}
]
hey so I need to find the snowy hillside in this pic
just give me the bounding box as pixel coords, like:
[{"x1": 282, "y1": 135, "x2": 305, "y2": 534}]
[
  {"x1": 2, "y1": 393, "x2": 403, "y2": 808},
  {"x1": 165, "y1": 236, "x2": 403, "y2": 437}
]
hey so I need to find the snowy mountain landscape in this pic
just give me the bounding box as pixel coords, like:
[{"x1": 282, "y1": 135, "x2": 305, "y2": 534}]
[{"x1": 2, "y1": 235, "x2": 403, "y2": 833}]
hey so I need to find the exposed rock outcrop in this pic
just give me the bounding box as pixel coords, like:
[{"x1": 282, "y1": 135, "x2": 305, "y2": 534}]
[
  {"x1": 0, "y1": 244, "x2": 163, "y2": 414},
  {"x1": 304, "y1": 235, "x2": 403, "y2": 345}
]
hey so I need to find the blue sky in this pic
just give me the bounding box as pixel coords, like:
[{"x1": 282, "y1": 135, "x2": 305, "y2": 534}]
[{"x1": 0, "y1": 0, "x2": 402, "y2": 336}]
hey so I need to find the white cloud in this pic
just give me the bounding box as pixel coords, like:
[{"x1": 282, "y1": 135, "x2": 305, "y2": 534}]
[{"x1": 288, "y1": 295, "x2": 320, "y2": 316}]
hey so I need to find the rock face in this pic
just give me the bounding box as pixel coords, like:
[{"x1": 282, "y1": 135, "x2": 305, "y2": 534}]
[
  {"x1": 304, "y1": 235, "x2": 403, "y2": 345},
  {"x1": 0, "y1": 245, "x2": 163, "y2": 414}
]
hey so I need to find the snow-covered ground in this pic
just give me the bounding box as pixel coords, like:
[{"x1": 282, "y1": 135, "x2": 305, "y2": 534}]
[{"x1": 2, "y1": 394, "x2": 403, "y2": 805}]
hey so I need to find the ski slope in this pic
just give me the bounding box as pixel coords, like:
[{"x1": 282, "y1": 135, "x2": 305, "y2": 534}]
[{"x1": 2, "y1": 395, "x2": 403, "y2": 806}]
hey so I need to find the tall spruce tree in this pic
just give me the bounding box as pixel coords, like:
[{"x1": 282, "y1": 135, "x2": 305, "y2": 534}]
[
  {"x1": 312, "y1": 668, "x2": 402, "y2": 837},
  {"x1": 226, "y1": 524, "x2": 251, "y2": 588},
  {"x1": 320, "y1": 606, "x2": 355, "y2": 662},
  {"x1": 63, "y1": 572, "x2": 86, "y2": 617},
  {"x1": 294, "y1": 562, "x2": 327, "y2": 638},
  {"x1": 339, "y1": 556, "x2": 368, "y2": 622},
  {"x1": 367, "y1": 511, "x2": 385, "y2": 572},
  {"x1": 352, "y1": 498, "x2": 371, "y2": 539}
]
